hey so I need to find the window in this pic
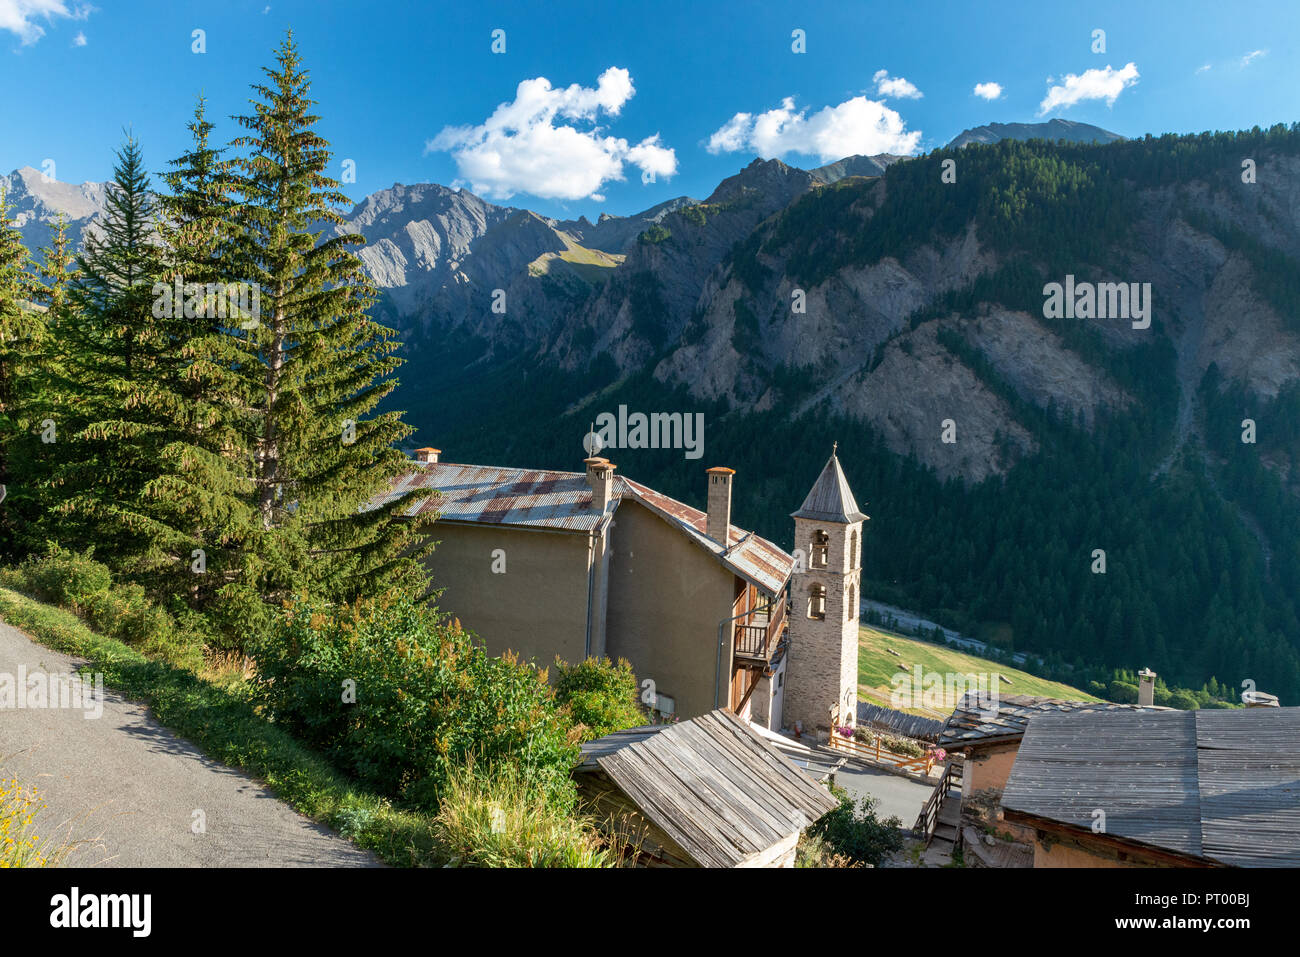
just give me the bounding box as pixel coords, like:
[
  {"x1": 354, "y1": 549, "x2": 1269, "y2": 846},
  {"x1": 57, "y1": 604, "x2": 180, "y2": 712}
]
[
  {"x1": 847, "y1": 582, "x2": 857, "y2": 620},
  {"x1": 850, "y1": 529, "x2": 858, "y2": 570},
  {"x1": 811, "y1": 530, "x2": 829, "y2": 569},
  {"x1": 807, "y1": 583, "x2": 826, "y2": 620}
]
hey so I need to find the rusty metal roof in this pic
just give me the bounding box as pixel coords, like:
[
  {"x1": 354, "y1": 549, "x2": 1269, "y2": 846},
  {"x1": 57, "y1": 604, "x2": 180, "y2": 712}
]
[
  {"x1": 373, "y1": 462, "x2": 612, "y2": 531},
  {"x1": 373, "y1": 460, "x2": 794, "y2": 593},
  {"x1": 617, "y1": 476, "x2": 793, "y2": 594},
  {"x1": 939, "y1": 693, "x2": 1173, "y2": 749}
]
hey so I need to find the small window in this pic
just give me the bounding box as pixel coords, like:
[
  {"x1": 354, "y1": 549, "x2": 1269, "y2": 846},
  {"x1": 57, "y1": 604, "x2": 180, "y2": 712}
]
[
  {"x1": 807, "y1": 583, "x2": 826, "y2": 620},
  {"x1": 847, "y1": 582, "x2": 857, "y2": 620},
  {"x1": 850, "y1": 530, "x2": 858, "y2": 570},
  {"x1": 811, "y1": 530, "x2": 829, "y2": 569}
]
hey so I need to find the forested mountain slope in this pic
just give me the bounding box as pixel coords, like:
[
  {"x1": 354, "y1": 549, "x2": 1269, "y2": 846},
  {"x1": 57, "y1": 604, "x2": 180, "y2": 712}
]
[{"x1": 403, "y1": 125, "x2": 1300, "y2": 703}]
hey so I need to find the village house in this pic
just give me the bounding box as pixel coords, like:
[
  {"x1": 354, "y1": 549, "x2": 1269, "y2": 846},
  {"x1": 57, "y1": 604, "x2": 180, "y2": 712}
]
[
  {"x1": 1000, "y1": 706, "x2": 1300, "y2": 867},
  {"x1": 939, "y1": 692, "x2": 1172, "y2": 807},
  {"x1": 372, "y1": 445, "x2": 867, "y2": 732}
]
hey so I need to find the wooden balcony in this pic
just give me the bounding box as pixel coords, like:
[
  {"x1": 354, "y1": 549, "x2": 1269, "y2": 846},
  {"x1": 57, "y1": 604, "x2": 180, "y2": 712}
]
[{"x1": 733, "y1": 591, "x2": 787, "y2": 663}]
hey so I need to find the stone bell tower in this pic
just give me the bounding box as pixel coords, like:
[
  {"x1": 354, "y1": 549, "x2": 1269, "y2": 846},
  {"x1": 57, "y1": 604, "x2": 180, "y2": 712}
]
[{"x1": 784, "y1": 443, "x2": 867, "y2": 736}]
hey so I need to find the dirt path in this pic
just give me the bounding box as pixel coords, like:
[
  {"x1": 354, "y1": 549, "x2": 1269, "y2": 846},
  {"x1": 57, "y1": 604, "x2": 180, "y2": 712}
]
[{"x1": 0, "y1": 619, "x2": 379, "y2": 867}]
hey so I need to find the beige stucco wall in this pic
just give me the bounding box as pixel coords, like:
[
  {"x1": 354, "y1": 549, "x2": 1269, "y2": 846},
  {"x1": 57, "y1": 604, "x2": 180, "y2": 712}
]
[
  {"x1": 605, "y1": 500, "x2": 737, "y2": 720},
  {"x1": 1031, "y1": 834, "x2": 1177, "y2": 868},
  {"x1": 964, "y1": 742, "x2": 1021, "y2": 797},
  {"x1": 423, "y1": 521, "x2": 593, "y2": 668}
]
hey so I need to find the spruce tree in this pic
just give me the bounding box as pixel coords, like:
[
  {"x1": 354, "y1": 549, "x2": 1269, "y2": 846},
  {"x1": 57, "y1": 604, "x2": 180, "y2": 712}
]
[
  {"x1": 226, "y1": 34, "x2": 432, "y2": 625},
  {"x1": 146, "y1": 97, "x2": 259, "y2": 616},
  {"x1": 0, "y1": 187, "x2": 43, "y2": 561},
  {"x1": 42, "y1": 136, "x2": 169, "y2": 569}
]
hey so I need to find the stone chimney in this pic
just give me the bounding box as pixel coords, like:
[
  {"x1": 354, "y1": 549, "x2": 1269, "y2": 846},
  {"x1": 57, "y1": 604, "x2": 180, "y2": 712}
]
[
  {"x1": 1137, "y1": 668, "x2": 1156, "y2": 706},
  {"x1": 585, "y1": 457, "x2": 616, "y2": 513},
  {"x1": 414, "y1": 447, "x2": 440, "y2": 464},
  {"x1": 706, "y1": 467, "x2": 735, "y2": 545}
]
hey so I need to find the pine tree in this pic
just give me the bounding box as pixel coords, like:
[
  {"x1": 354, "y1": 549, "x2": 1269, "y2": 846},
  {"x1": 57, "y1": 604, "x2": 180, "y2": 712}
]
[
  {"x1": 225, "y1": 34, "x2": 432, "y2": 626},
  {"x1": 0, "y1": 187, "x2": 43, "y2": 561},
  {"x1": 41, "y1": 136, "x2": 169, "y2": 568}
]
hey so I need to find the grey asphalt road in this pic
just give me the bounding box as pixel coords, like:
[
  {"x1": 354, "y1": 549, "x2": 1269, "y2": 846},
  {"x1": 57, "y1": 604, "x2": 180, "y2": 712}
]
[
  {"x1": 0, "y1": 618, "x2": 379, "y2": 867},
  {"x1": 831, "y1": 759, "x2": 934, "y2": 826}
]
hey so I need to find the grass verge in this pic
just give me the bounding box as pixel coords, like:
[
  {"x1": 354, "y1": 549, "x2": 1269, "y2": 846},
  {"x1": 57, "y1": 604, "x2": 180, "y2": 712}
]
[{"x1": 0, "y1": 586, "x2": 443, "y2": 866}]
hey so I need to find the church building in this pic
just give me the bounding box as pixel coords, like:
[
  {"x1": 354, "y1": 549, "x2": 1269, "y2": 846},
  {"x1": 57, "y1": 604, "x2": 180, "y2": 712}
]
[{"x1": 372, "y1": 444, "x2": 866, "y2": 735}]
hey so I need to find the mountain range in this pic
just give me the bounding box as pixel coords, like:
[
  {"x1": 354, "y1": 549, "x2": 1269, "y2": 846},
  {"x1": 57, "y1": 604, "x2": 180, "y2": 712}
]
[{"x1": 10, "y1": 117, "x2": 1300, "y2": 700}]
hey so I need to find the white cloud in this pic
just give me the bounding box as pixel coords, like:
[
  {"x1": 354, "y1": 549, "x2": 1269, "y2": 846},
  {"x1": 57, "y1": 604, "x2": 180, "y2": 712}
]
[
  {"x1": 872, "y1": 69, "x2": 922, "y2": 99},
  {"x1": 71, "y1": 28, "x2": 84, "y2": 45},
  {"x1": 425, "y1": 67, "x2": 677, "y2": 201},
  {"x1": 1240, "y1": 49, "x2": 1267, "y2": 67},
  {"x1": 707, "y1": 95, "x2": 922, "y2": 162},
  {"x1": 0, "y1": 0, "x2": 91, "y2": 45},
  {"x1": 1196, "y1": 63, "x2": 1212, "y2": 74},
  {"x1": 973, "y1": 81, "x2": 1003, "y2": 100},
  {"x1": 1038, "y1": 62, "x2": 1139, "y2": 115}
]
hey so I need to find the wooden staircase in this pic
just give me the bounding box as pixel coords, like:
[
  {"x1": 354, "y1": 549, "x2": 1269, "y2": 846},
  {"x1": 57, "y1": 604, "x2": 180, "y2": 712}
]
[{"x1": 914, "y1": 757, "x2": 964, "y2": 850}]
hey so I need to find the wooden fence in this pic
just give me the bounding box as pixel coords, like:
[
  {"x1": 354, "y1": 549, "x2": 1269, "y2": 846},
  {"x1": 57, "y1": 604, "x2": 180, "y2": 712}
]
[{"x1": 826, "y1": 704, "x2": 938, "y2": 776}]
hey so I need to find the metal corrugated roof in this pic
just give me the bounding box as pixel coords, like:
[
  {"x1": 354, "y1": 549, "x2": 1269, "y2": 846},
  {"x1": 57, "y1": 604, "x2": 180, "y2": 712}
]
[
  {"x1": 617, "y1": 476, "x2": 793, "y2": 594},
  {"x1": 372, "y1": 460, "x2": 794, "y2": 593},
  {"x1": 791, "y1": 449, "x2": 867, "y2": 523},
  {"x1": 370, "y1": 463, "x2": 611, "y2": 531}
]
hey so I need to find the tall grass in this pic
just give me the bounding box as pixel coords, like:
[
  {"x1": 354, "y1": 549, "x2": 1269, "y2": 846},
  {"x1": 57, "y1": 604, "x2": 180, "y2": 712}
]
[{"x1": 433, "y1": 764, "x2": 611, "y2": 868}]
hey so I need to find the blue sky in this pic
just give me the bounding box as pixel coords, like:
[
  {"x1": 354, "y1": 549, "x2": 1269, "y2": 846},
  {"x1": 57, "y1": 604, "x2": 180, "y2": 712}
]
[{"x1": 2, "y1": 0, "x2": 1296, "y2": 219}]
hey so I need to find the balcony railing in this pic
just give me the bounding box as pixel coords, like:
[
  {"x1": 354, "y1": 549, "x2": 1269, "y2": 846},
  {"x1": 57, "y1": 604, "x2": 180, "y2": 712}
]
[{"x1": 733, "y1": 590, "x2": 787, "y2": 662}]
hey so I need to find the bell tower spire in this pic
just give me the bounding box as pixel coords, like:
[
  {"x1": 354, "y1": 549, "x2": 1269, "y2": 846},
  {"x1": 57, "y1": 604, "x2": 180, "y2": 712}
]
[{"x1": 784, "y1": 443, "x2": 867, "y2": 735}]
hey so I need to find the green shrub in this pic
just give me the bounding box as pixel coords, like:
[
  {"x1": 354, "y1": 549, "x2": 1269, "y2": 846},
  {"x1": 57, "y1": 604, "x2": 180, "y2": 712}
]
[
  {"x1": 1107, "y1": 680, "x2": 1139, "y2": 704},
  {"x1": 4, "y1": 543, "x2": 112, "y2": 609},
  {"x1": 0, "y1": 586, "x2": 446, "y2": 867},
  {"x1": 1, "y1": 544, "x2": 202, "y2": 669},
  {"x1": 807, "y1": 784, "x2": 905, "y2": 867},
  {"x1": 432, "y1": 763, "x2": 610, "y2": 867},
  {"x1": 882, "y1": 735, "x2": 925, "y2": 758},
  {"x1": 554, "y1": 656, "x2": 646, "y2": 741},
  {"x1": 1168, "y1": 690, "x2": 1200, "y2": 710},
  {"x1": 252, "y1": 594, "x2": 581, "y2": 812}
]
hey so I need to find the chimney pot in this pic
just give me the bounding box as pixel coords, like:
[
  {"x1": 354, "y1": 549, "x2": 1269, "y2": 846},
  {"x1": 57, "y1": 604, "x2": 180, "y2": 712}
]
[
  {"x1": 706, "y1": 467, "x2": 735, "y2": 545},
  {"x1": 414, "y1": 447, "x2": 440, "y2": 464}
]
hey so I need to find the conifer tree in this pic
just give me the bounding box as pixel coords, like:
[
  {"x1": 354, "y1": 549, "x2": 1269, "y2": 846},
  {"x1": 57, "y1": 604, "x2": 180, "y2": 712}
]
[
  {"x1": 226, "y1": 34, "x2": 432, "y2": 625},
  {"x1": 41, "y1": 136, "x2": 169, "y2": 568},
  {"x1": 146, "y1": 97, "x2": 259, "y2": 613},
  {"x1": 0, "y1": 187, "x2": 43, "y2": 561}
]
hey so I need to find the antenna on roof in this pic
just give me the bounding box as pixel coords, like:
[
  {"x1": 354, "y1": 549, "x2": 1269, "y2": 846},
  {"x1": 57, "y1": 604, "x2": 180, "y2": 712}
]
[{"x1": 583, "y1": 423, "x2": 604, "y2": 457}]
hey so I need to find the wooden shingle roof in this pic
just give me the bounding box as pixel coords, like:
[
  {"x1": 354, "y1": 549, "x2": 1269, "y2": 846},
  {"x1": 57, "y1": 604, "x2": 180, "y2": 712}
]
[
  {"x1": 939, "y1": 693, "x2": 1171, "y2": 749},
  {"x1": 791, "y1": 449, "x2": 867, "y2": 524},
  {"x1": 1001, "y1": 707, "x2": 1300, "y2": 867},
  {"x1": 576, "y1": 710, "x2": 839, "y2": 868}
]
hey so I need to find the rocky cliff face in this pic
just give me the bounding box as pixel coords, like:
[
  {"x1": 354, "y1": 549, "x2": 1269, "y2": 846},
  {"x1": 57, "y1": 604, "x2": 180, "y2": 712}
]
[
  {"x1": 10, "y1": 125, "x2": 1300, "y2": 494},
  {"x1": 2, "y1": 165, "x2": 108, "y2": 253}
]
